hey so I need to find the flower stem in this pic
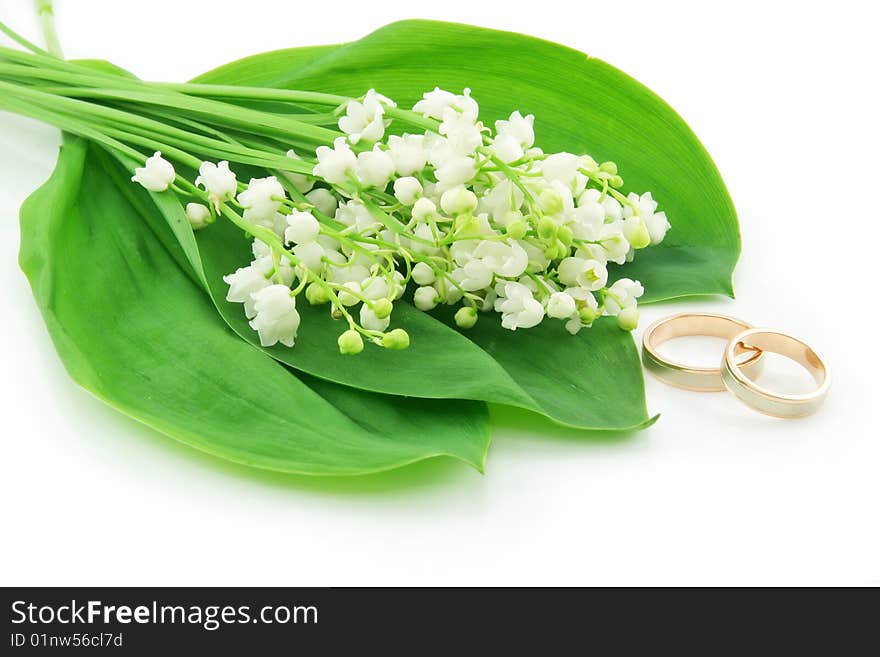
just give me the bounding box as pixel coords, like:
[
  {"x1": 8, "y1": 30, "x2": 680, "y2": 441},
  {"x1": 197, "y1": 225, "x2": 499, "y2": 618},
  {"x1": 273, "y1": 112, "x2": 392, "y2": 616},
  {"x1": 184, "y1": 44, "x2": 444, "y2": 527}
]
[{"x1": 35, "y1": 0, "x2": 63, "y2": 58}]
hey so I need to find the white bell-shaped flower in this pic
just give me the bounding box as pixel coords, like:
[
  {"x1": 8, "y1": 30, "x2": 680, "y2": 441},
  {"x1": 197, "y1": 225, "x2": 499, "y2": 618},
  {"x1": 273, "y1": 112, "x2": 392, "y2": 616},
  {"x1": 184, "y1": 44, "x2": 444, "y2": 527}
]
[
  {"x1": 603, "y1": 196, "x2": 623, "y2": 221},
  {"x1": 356, "y1": 145, "x2": 395, "y2": 188},
  {"x1": 223, "y1": 259, "x2": 272, "y2": 319},
  {"x1": 305, "y1": 188, "x2": 338, "y2": 217},
  {"x1": 540, "y1": 152, "x2": 584, "y2": 188},
  {"x1": 570, "y1": 197, "x2": 605, "y2": 240},
  {"x1": 494, "y1": 281, "x2": 544, "y2": 330},
  {"x1": 491, "y1": 133, "x2": 524, "y2": 163},
  {"x1": 565, "y1": 287, "x2": 599, "y2": 334},
  {"x1": 439, "y1": 107, "x2": 483, "y2": 156},
  {"x1": 237, "y1": 176, "x2": 285, "y2": 226},
  {"x1": 598, "y1": 225, "x2": 630, "y2": 264},
  {"x1": 195, "y1": 160, "x2": 237, "y2": 208},
  {"x1": 478, "y1": 178, "x2": 524, "y2": 224},
  {"x1": 546, "y1": 291, "x2": 577, "y2": 319},
  {"x1": 248, "y1": 284, "x2": 301, "y2": 347},
  {"x1": 518, "y1": 240, "x2": 550, "y2": 273},
  {"x1": 313, "y1": 137, "x2": 357, "y2": 185},
  {"x1": 293, "y1": 241, "x2": 324, "y2": 272},
  {"x1": 335, "y1": 200, "x2": 378, "y2": 232},
  {"x1": 622, "y1": 216, "x2": 651, "y2": 249},
  {"x1": 495, "y1": 111, "x2": 535, "y2": 148},
  {"x1": 413, "y1": 87, "x2": 457, "y2": 119},
  {"x1": 338, "y1": 90, "x2": 395, "y2": 144},
  {"x1": 623, "y1": 191, "x2": 671, "y2": 245},
  {"x1": 434, "y1": 155, "x2": 477, "y2": 189},
  {"x1": 565, "y1": 316, "x2": 583, "y2": 335},
  {"x1": 472, "y1": 239, "x2": 529, "y2": 278},
  {"x1": 604, "y1": 278, "x2": 644, "y2": 315},
  {"x1": 250, "y1": 241, "x2": 294, "y2": 286},
  {"x1": 413, "y1": 87, "x2": 479, "y2": 122},
  {"x1": 387, "y1": 134, "x2": 428, "y2": 176},
  {"x1": 456, "y1": 259, "x2": 494, "y2": 291},
  {"x1": 645, "y1": 211, "x2": 671, "y2": 245},
  {"x1": 557, "y1": 257, "x2": 608, "y2": 290},
  {"x1": 131, "y1": 151, "x2": 175, "y2": 192},
  {"x1": 285, "y1": 210, "x2": 320, "y2": 245}
]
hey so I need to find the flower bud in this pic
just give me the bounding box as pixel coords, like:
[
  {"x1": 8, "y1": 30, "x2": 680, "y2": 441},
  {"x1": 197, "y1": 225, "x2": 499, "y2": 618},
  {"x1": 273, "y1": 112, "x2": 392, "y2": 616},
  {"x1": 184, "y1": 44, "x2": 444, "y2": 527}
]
[
  {"x1": 338, "y1": 329, "x2": 364, "y2": 355},
  {"x1": 440, "y1": 187, "x2": 478, "y2": 215},
  {"x1": 599, "y1": 161, "x2": 618, "y2": 175},
  {"x1": 580, "y1": 155, "x2": 599, "y2": 173},
  {"x1": 557, "y1": 225, "x2": 573, "y2": 246},
  {"x1": 454, "y1": 306, "x2": 478, "y2": 329},
  {"x1": 360, "y1": 304, "x2": 390, "y2": 332},
  {"x1": 393, "y1": 176, "x2": 423, "y2": 205},
  {"x1": 185, "y1": 202, "x2": 211, "y2": 230},
  {"x1": 411, "y1": 197, "x2": 437, "y2": 221},
  {"x1": 411, "y1": 261, "x2": 436, "y2": 286},
  {"x1": 372, "y1": 298, "x2": 393, "y2": 319},
  {"x1": 390, "y1": 271, "x2": 406, "y2": 300},
  {"x1": 616, "y1": 306, "x2": 639, "y2": 331},
  {"x1": 382, "y1": 328, "x2": 410, "y2": 350},
  {"x1": 545, "y1": 241, "x2": 566, "y2": 261},
  {"x1": 622, "y1": 216, "x2": 651, "y2": 249},
  {"x1": 609, "y1": 175, "x2": 624, "y2": 188},
  {"x1": 305, "y1": 188, "x2": 338, "y2": 217},
  {"x1": 305, "y1": 282, "x2": 329, "y2": 305},
  {"x1": 414, "y1": 285, "x2": 439, "y2": 310},
  {"x1": 506, "y1": 219, "x2": 528, "y2": 240},
  {"x1": 337, "y1": 281, "x2": 362, "y2": 307},
  {"x1": 537, "y1": 217, "x2": 557, "y2": 240},
  {"x1": 554, "y1": 239, "x2": 568, "y2": 259},
  {"x1": 578, "y1": 305, "x2": 599, "y2": 325}
]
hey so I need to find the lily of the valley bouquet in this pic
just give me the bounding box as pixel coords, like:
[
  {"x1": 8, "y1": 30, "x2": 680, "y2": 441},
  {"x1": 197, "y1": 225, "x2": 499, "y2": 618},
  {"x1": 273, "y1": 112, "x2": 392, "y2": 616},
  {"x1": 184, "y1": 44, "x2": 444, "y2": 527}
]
[{"x1": 0, "y1": 3, "x2": 740, "y2": 476}]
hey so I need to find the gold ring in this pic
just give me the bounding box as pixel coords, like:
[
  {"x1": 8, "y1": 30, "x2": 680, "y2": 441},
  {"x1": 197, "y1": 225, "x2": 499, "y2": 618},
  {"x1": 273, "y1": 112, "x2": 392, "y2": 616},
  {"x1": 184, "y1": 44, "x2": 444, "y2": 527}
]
[
  {"x1": 721, "y1": 328, "x2": 830, "y2": 418},
  {"x1": 642, "y1": 313, "x2": 764, "y2": 391}
]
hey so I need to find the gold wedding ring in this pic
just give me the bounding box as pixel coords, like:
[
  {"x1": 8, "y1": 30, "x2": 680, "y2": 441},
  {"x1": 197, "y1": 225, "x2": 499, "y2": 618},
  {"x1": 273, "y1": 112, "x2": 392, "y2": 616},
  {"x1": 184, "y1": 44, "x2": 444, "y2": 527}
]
[
  {"x1": 721, "y1": 328, "x2": 830, "y2": 418},
  {"x1": 642, "y1": 313, "x2": 764, "y2": 391}
]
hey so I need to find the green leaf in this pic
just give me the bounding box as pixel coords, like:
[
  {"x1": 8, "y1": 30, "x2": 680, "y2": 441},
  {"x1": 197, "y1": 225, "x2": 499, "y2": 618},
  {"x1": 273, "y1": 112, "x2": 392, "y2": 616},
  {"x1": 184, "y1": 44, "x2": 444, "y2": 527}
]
[
  {"x1": 19, "y1": 135, "x2": 490, "y2": 475},
  {"x1": 195, "y1": 19, "x2": 740, "y2": 302},
  {"x1": 184, "y1": 18, "x2": 746, "y2": 428}
]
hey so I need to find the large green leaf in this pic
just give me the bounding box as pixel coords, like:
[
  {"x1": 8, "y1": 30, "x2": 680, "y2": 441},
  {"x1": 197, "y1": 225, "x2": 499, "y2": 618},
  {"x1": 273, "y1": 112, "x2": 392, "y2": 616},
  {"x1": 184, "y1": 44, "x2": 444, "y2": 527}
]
[
  {"x1": 196, "y1": 19, "x2": 740, "y2": 302},
  {"x1": 179, "y1": 19, "x2": 744, "y2": 428},
  {"x1": 19, "y1": 135, "x2": 490, "y2": 475}
]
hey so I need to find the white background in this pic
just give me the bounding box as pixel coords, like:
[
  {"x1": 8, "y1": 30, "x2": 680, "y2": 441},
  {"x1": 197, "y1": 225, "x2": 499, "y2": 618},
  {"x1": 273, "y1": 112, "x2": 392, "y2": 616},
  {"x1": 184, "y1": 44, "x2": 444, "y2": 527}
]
[{"x1": 1, "y1": 0, "x2": 878, "y2": 586}]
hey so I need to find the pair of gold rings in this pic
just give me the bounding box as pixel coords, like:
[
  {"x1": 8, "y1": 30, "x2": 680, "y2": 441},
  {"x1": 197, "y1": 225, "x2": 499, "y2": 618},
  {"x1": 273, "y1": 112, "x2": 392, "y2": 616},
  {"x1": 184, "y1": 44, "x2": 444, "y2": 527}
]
[{"x1": 642, "y1": 313, "x2": 830, "y2": 418}]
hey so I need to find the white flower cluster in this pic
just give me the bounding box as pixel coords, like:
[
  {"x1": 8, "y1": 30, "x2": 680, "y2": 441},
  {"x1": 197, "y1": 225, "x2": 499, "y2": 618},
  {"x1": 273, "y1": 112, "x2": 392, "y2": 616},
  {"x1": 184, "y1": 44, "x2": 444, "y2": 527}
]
[{"x1": 131, "y1": 88, "x2": 670, "y2": 353}]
